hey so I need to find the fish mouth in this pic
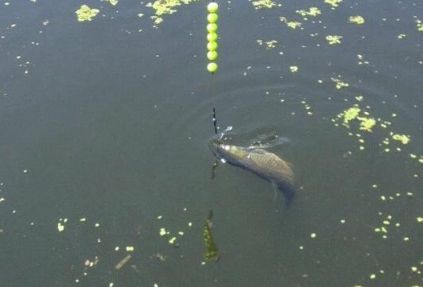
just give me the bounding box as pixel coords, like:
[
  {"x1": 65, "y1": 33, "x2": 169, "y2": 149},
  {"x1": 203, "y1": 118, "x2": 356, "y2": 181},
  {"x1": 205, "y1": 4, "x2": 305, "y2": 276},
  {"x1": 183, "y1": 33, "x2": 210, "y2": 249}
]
[{"x1": 209, "y1": 138, "x2": 220, "y2": 154}]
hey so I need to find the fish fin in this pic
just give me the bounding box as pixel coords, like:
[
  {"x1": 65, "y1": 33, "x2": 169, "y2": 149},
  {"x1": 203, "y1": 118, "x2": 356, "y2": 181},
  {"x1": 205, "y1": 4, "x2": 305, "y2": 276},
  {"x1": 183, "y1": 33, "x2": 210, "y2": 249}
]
[{"x1": 276, "y1": 182, "x2": 295, "y2": 207}]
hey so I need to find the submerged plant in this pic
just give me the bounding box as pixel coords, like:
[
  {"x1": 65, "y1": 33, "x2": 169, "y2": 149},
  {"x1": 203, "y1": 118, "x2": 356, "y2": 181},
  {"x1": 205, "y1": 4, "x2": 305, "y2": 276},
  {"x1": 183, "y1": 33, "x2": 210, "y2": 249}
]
[{"x1": 203, "y1": 210, "x2": 219, "y2": 261}]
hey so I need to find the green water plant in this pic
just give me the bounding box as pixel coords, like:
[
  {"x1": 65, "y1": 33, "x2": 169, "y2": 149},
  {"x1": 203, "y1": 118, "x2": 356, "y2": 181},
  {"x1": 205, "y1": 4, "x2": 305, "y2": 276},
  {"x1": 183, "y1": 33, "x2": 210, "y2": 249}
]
[
  {"x1": 203, "y1": 210, "x2": 219, "y2": 261},
  {"x1": 75, "y1": 5, "x2": 100, "y2": 22}
]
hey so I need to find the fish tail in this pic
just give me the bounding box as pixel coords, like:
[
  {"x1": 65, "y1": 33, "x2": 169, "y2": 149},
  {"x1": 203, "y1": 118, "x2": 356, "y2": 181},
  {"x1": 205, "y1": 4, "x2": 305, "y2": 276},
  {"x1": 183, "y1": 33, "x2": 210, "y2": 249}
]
[{"x1": 277, "y1": 182, "x2": 295, "y2": 207}]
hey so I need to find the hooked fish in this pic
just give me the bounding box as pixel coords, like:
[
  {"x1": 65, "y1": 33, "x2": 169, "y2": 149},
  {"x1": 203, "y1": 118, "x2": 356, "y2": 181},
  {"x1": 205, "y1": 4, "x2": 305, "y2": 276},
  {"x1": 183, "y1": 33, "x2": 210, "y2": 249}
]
[{"x1": 210, "y1": 139, "x2": 295, "y2": 205}]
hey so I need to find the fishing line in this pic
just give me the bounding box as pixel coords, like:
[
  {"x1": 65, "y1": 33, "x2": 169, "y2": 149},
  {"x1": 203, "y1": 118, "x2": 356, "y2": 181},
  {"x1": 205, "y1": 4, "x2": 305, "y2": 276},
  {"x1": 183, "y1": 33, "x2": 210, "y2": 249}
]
[{"x1": 206, "y1": 1, "x2": 219, "y2": 135}]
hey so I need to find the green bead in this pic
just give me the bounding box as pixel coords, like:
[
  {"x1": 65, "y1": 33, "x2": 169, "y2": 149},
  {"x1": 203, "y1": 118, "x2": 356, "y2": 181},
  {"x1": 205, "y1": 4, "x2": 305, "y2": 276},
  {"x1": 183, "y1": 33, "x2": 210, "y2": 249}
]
[
  {"x1": 207, "y1": 23, "x2": 218, "y2": 33},
  {"x1": 207, "y1": 32, "x2": 218, "y2": 42},
  {"x1": 207, "y1": 62, "x2": 218, "y2": 73},
  {"x1": 207, "y1": 2, "x2": 218, "y2": 13},
  {"x1": 207, "y1": 13, "x2": 218, "y2": 23},
  {"x1": 207, "y1": 41, "x2": 218, "y2": 51},
  {"x1": 207, "y1": 51, "x2": 218, "y2": 61}
]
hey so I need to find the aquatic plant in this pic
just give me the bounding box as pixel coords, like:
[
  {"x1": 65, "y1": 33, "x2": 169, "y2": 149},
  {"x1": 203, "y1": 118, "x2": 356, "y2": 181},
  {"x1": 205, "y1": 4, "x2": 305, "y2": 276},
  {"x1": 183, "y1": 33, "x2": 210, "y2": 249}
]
[
  {"x1": 75, "y1": 5, "x2": 100, "y2": 22},
  {"x1": 203, "y1": 210, "x2": 219, "y2": 261},
  {"x1": 349, "y1": 15, "x2": 365, "y2": 25}
]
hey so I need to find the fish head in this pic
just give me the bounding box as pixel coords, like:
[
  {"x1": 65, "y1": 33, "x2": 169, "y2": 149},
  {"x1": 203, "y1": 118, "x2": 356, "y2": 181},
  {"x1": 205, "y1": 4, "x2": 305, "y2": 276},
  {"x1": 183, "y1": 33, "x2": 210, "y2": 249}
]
[{"x1": 209, "y1": 139, "x2": 248, "y2": 162}]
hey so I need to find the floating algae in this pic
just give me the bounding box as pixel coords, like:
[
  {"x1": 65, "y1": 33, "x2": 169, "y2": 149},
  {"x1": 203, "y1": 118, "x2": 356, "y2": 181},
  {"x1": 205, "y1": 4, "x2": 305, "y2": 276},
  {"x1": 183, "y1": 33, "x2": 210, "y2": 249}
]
[
  {"x1": 105, "y1": 0, "x2": 119, "y2": 6},
  {"x1": 331, "y1": 77, "x2": 349, "y2": 89},
  {"x1": 203, "y1": 210, "x2": 219, "y2": 261},
  {"x1": 280, "y1": 17, "x2": 302, "y2": 29},
  {"x1": 75, "y1": 5, "x2": 100, "y2": 22},
  {"x1": 326, "y1": 35, "x2": 343, "y2": 45},
  {"x1": 257, "y1": 39, "x2": 278, "y2": 49},
  {"x1": 349, "y1": 15, "x2": 365, "y2": 25},
  {"x1": 251, "y1": 0, "x2": 280, "y2": 9},
  {"x1": 416, "y1": 19, "x2": 423, "y2": 32},
  {"x1": 146, "y1": 0, "x2": 199, "y2": 25},
  {"x1": 341, "y1": 106, "x2": 360, "y2": 126},
  {"x1": 296, "y1": 7, "x2": 321, "y2": 17},
  {"x1": 324, "y1": 0, "x2": 342, "y2": 8},
  {"x1": 391, "y1": 134, "x2": 410, "y2": 145},
  {"x1": 357, "y1": 116, "x2": 376, "y2": 132}
]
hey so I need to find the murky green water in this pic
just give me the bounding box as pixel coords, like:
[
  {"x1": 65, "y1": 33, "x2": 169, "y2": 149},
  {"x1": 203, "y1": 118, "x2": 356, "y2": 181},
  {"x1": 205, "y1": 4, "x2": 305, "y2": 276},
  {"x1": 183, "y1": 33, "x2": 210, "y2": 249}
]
[{"x1": 1, "y1": 1, "x2": 423, "y2": 286}]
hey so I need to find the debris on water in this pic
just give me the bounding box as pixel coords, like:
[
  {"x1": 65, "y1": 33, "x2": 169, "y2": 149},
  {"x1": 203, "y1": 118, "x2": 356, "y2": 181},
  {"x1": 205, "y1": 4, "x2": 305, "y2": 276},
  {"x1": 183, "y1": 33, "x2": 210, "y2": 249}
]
[
  {"x1": 416, "y1": 19, "x2": 423, "y2": 31},
  {"x1": 126, "y1": 246, "x2": 135, "y2": 252},
  {"x1": 75, "y1": 5, "x2": 100, "y2": 22},
  {"x1": 310, "y1": 233, "x2": 317, "y2": 239},
  {"x1": 203, "y1": 210, "x2": 219, "y2": 262},
  {"x1": 115, "y1": 254, "x2": 132, "y2": 270},
  {"x1": 326, "y1": 35, "x2": 343, "y2": 45},
  {"x1": 349, "y1": 16, "x2": 365, "y2": 25}
]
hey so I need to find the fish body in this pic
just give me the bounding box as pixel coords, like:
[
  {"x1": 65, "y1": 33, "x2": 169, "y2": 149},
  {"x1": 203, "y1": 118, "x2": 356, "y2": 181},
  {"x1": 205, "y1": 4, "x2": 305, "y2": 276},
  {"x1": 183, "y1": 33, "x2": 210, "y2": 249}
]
[{"x1": 210, "y1": 139, "x2": 295, "y2": 205}]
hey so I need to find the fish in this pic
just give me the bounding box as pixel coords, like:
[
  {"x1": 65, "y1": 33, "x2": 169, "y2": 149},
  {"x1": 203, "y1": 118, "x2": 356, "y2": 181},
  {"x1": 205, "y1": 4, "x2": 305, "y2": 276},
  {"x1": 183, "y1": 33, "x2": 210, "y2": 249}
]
[{"x1": 210, "y1": 139, "x2": 295, "y2": 205}]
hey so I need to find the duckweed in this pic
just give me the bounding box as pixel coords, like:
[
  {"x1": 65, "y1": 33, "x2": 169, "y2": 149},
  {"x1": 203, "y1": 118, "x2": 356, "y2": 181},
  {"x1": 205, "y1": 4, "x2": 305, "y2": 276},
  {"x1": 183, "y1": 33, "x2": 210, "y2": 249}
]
[
  {"x1": 391, "y1": 134, "x2": 410, "y2": 144},
  {"x1": 75, "y1": 5, "x2": 100, "y2": 22},
  {"x1": 324, "y1": 0, "x2": 342, "y2": 8},
  {"x1": 349, "y1": 15, "x2": 365, "y2": 25},
  {"x1": 296, "y1": 7, "x2": 321, "y2": 17},
  {"x1": 326, "y1": 35, "x2": 343, "y2": 45},
  {"x1": 106, "y1": 0, "x2": 119, "y2": 6},
  {"x1": 146, "y1": 0, "x2": 199, "y2": 25},
  {"x1": 358, "y1": 117, "x2": 376, "y2": 132},
  {"x1": 280, "y1": 17, "x2": 302, "y2": 29},
  {"x1": 251, "y1": 0, "x2": 280, "y2": 9}
]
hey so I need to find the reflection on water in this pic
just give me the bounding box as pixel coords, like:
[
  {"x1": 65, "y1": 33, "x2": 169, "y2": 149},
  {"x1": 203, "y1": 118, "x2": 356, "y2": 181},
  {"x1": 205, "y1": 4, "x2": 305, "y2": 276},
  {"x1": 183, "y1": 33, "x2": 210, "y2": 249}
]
[{"x1": 0, "y1": 0, "x2": 423, "y2": 286}]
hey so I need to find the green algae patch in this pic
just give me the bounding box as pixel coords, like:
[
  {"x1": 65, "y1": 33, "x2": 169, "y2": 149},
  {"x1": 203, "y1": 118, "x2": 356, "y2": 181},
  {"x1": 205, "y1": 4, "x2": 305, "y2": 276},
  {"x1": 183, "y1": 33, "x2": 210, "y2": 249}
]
[
  {"x1": 105, "y1": 0, "x2": 119, "y2": 6},
  {"x1": 331, "y1": 77, "x2": 349, "y2": 89},
  {"x1": 341, "y1": 106, "x2": 360, "y2": 126},
  {"x1": 290, "y1": 66, "x2": 299, "y2": 73},
  {"x1": 203, "y1": 210, "x2": 219, "y2": 261},
  {"x1": 336, "y1": 105, "x2": 376, "y2": 132},
  {"x1": 280, "y1": 17, "x2": 302, "y2": 29},
  {"x1": 146, "y1": 0, "x2": 199, "y2": 26},
  {"x1": 358, "y1": 117, "x2": 376, "y2": 132},
  {"x1": 391, "y1": 134, "x2": 410, "y2": 145},
  {"x1": 251, "y1": 0, "x2": 280, "y2": 9},
  {"x1": 324, "y1": 0, "x2": 342, "y2": 8},
  {"x1": 296, "y1": 7, "x2": 321, "y2": 17},
  {"x1": 326, "y1": 35, "x2": 343, "y2": 45},
  {"x1": 257, "y1": 39, "x2": 278, "y2": 49},
  {"x1": 349, "y1": 15, "x2": 365, "y2": 25},
  {"x1": 75, "y1": 5, "x2": 100, "y2": 22}
]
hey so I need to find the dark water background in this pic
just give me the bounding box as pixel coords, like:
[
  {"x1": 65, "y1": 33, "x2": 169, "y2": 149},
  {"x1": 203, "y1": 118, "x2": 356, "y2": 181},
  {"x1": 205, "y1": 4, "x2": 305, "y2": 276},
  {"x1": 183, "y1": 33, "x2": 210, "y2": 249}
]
[{"x1": 1, "y1": 0, "x2": 423, "y2": 286}]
